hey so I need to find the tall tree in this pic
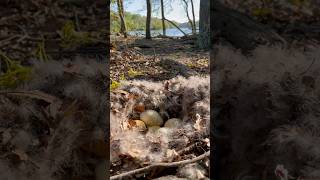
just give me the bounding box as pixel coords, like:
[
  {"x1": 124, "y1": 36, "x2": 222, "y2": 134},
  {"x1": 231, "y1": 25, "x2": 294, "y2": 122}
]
[
  {"x1": 116, "y1": 0, "x2": 127, "y2": 37},
  {"x1": 190, "y1": 0, "x2": 196, "y2": 33},
  {"x1": 146, "y1": 0, "x2": 152, "y2": 39},
  {"x1": 160, "y1": 0, "x2": 166, "y2": 35},
  {"x1": 198, "y1": 0, "x2": 210, "y2": 48}
]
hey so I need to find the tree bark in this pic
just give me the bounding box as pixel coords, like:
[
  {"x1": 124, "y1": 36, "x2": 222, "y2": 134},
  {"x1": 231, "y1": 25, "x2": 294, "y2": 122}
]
[
  {"x1": 116, "y1": 0, "x2": 127, "y2": 38},
  {"x1": 160, "y1": 0, "x2": 166, "y2": 36},
  {"x1": 212, "y1": 0, "x2": 286, "y2": 51},
  {"x1": 146, "y1": 0, "x2": 152, "y2": 39},
  {"x1": 190, "y1": 0, "x2": 197, "y2": 34},
  {"x1": 198, "y1": 0, "x2": 210, "y2": 48}
]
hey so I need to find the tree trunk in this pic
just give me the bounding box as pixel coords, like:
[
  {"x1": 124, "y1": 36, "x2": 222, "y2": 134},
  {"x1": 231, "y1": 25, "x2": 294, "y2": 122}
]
[
  {"x1": 190, "y1": 0, "x2": 197, "y2": 34},
  {"x1": 212, "y1": 0, "x2": 286, "y2": 51},
  {"x1": 160, "y1": 0, "x2": 166, "y2": 36},
  {"x1": 146, "y1": 0, "x2": 151, "y2": 39},
  {"x1": 116, "y1": 0, "x2": 127, "y2": 38},
  {"x1": 198, "y1": 0, "x2": 210, "y2": 48}
]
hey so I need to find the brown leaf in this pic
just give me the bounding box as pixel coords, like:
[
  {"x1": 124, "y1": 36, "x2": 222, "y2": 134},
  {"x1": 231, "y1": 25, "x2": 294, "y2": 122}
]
[
  {"x1": 133, "y1": 103, "x2": 145, "y2": 112},
  {"x1": 12, "y1": 149, "x2": 28, "y2": 161}
]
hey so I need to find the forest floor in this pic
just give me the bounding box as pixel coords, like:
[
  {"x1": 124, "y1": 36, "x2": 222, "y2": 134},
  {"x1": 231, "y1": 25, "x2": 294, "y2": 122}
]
[
  {"x1": 110, "y1": 35, "x2": 209, "y2": 82},
  {"x1": 109, "y1": 35, "x2": 210, "y2": 179}
]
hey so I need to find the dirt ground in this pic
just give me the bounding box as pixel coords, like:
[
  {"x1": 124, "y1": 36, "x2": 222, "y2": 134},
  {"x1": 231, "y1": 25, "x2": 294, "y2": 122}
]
[{"x1": 110, "y1": 35, "x2": 209, "y2": 82}]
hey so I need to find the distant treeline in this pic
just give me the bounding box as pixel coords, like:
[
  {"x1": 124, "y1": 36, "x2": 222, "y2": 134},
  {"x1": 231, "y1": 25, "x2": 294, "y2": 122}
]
[
  {"x1": 111, "y1": 11, "x2": 180, "y2": 32},
  {"x1": 179, "y1": 21, "x2": 199, "y2": 29}
]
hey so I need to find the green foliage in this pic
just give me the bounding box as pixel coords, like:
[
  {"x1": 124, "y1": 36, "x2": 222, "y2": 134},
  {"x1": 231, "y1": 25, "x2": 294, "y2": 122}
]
[
  {"x1": 111, "y1": 11, "x2": 178, "y2": 33},
  {"x1": 0, "y1": 52, "x2": 32, "y2": 89},
  {"x1": 58, "y1": 21, "x2": 92, "y2": 49},
  {"x1": 110, "y1": 74, "x2": 126, "y2": 91},
  {"x1": 34, "y1": 36, "x2": 49, "y2": 62},
  {"x1": 110, "y1": 79, "x2": 121, "y2": 91}
]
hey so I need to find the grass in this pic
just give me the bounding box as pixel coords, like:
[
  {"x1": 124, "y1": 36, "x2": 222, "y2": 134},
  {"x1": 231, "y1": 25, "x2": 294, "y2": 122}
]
[{"x1": 34, "y1": 36, "x2": 49, "y2": 62}]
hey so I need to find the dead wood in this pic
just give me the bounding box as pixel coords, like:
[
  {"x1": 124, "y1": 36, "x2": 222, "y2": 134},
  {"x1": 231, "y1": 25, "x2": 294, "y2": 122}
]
[{"x1": 110, "y1": 151, "x2": 210, "y2": 180}]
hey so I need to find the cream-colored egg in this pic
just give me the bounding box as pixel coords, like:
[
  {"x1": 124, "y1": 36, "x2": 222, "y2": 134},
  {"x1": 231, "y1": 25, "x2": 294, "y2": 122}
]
[
  {"x1": 148, "y1": 126, "x2": 161, "y2": 133},
  {"x1": 140, "y1": 110, "x2": 163, "y2": 127},
  {"x1": 164, "y1": 118, "x2": 182, "y2": 128}
]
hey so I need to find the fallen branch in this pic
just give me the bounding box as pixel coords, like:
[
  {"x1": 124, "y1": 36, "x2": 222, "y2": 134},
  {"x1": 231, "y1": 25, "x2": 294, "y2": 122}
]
[{"x1": 110, "y1": 151, "x2": 210, "y2": 180}]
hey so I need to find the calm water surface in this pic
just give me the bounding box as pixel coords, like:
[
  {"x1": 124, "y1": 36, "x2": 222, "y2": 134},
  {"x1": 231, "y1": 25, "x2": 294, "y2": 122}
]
[{"x1": 128, "y1": 28, "x2": 197, "y2": 37}]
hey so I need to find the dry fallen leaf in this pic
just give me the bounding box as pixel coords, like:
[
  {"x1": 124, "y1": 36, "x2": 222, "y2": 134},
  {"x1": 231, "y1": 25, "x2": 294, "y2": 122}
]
[
  {"x1": 133, "y1": 102, "x2": 145, "y2": 112},
  {"x1": 12, "y1": 149, "x2": 29, "y2": 161},
  {"x1": 128, "y1": 119, "x2": 147, "y2": 131},
  {"x1": 166, "y1": 149, "x2": 178, "y2": 161}
]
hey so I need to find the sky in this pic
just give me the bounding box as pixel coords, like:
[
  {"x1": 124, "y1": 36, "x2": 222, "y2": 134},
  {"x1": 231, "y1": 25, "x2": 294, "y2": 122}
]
[{"x1": 112, "y1": 0, "x2": 200, "y2": 23}]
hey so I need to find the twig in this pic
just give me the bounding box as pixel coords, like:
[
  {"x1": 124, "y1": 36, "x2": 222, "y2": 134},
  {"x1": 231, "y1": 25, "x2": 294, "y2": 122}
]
[
  {"x1": 16, "y1": 35, "x2": 28, "y2": 43},
  {"x1": 299, "y1": 58, "x2": 315, "y2": 75},
  {"x1": 110, "y1": 151, "x2": 210, "y2": 180},
  {"x1": 177, "y1": 141, "x2": 205, "y2": 156},
  {"x1": 0, "y1": 35, "x2": 19, "y2": 47},
  {"x1": 0, "y1": 15, "x2": 20, "y2": 22},
  {"x1": 153, "y1": 48, "x2": 156, "y2": 60},
  {"x1": 73, "y1": 7, "x2": 81, "y2": 31}
]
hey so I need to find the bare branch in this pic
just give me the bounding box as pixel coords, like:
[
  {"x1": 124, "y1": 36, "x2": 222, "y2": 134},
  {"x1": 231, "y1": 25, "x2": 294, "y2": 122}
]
[
  {"x1": 164, "y1": 18, "x2": 187, "y2": 36},
  {"x1": 110, "y1": 151, "x2": 210, "y2": 180}
]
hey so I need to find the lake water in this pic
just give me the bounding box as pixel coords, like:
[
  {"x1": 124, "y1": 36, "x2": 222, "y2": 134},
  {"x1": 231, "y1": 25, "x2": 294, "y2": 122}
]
[{"x1": 128, "y1": 28, "x2": 196, "y2": 37}]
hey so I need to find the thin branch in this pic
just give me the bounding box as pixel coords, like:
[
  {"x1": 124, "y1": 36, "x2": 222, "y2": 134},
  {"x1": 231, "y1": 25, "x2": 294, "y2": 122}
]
[
  {"x1": 177, "y1": 141, "x2": 205, "y2": 156},
  {"x1": 299, "y1": 58, "x2": 316, "y2": 75},
  {"x1": 110, "y1": 151, "x2": 210, "y2": 180},
  {"x1": 182, "y1": 0, "x2": 194, "y2": 32},
  {"x1": 0, "y1": 35, "x2": 19, "y2": 48},
  {"x1": 164, "y1": 18, "x2": 187, "y2": 36},
  {"x1": 73, "y1": 7, "x2": 81, "y2": 31}
]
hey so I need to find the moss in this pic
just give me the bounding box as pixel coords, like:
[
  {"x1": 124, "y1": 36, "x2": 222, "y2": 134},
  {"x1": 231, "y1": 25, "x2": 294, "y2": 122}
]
[
  {"x1": 0, "y1": 52, "x2": 32, "y2": 89},
  {"x1": 58, "y1": 20, "x2": 92, "y2": 49},
  {"x1": 252, "y1": 7, "x2": 272, "y2": 17}
]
